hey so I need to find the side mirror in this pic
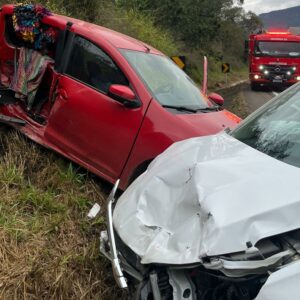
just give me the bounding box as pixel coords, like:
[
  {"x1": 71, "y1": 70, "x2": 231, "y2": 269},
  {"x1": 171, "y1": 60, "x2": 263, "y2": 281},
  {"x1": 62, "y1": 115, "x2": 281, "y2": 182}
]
[
  {"x1": 208, "y1": 92, "x2": 224, "y2": 106},
  {"x1": 108, "y1": 85, "x2": 140, "y2": 108}
]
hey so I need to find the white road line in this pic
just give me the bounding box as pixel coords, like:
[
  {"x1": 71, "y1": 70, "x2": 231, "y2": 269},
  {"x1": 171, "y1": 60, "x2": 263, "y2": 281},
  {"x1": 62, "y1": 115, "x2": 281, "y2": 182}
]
[{"x1": 272, "y1": 92, "x2": 279, "y2": 96}]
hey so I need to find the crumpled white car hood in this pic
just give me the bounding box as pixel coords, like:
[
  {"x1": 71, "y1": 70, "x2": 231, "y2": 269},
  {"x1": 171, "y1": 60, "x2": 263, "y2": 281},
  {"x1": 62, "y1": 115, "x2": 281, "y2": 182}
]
[
  {"x1": 255, "y1": 259, "x2": 300, "y2": 299},
  {"x1": 114, "y1": 132, "x2": 300, "y2": 264}
]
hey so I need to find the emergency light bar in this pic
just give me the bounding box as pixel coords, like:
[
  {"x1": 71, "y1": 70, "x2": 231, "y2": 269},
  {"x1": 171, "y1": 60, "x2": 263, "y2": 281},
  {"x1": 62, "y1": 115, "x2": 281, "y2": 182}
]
[{"x1": 266, "y1": 29, "x2": 290, "y2": 35}]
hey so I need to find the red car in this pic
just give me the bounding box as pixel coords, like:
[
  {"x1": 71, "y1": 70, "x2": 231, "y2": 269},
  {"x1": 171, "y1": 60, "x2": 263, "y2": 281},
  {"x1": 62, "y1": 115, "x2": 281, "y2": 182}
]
[{"x1": 0, "y1": 4, "x2": 240, "y2": 189}]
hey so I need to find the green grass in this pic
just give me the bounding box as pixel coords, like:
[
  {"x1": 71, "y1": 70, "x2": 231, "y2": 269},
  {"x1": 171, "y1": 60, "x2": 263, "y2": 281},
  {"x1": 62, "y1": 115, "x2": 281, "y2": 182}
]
[
  {"x1": 58, "y1": 163, "x2": 85, "y2": 185},
  {"x1": 208, "y1": 65, "x2": 248, "y2": 90},
  {"x1": 225, "y1": 91, "x2": 249, "y2": 119},
  {"x1": 18, "y1": 185, "x2": 66, "y2": 214},
  {"x1": 189, "y1": 58, "x2": 248, "y2": 90},
  {"x1": 0, "y1": 129, "x2": 123, "y2": 299},
  {"x1": 119, "y1": 10, "x2": 179, "y2": 56}
]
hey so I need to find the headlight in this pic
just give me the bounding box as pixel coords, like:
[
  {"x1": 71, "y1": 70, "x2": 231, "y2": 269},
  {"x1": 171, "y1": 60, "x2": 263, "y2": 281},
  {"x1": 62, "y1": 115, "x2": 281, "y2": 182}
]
[
  {"x1": 264, "y1": 70, "x2": 269, "y2": 75},
  {"x1": 293, "y1": 66, "x2": 297, "y2": 71},
  {"x1": 254, "y1": 74, "x2": 260, "y2": 79},
  {"x1": 287, "y1": 71, "x2": 291, "y2": 76},
  {"x1": 259, "y1": 65, "x2": 264, "y2": 70},
  {"x1": 296, "y1": 76, "x2": 300, "y2": 81}
]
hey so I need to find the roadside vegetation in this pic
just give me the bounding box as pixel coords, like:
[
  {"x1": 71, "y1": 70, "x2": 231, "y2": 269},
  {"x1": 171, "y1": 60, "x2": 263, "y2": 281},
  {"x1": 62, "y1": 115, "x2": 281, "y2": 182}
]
[
  {"x1": 117, "y1": 0, "x2": 261, "y2": 88},
  {"x1": 0, "y1": 0, "x2": 258, "y2": 299},
  {"x1": 0, "y1": 128, "x2": 125, "y2": 299},
  {"x1": 223, "y1": 87, "x2": 250, "y2": 119}
]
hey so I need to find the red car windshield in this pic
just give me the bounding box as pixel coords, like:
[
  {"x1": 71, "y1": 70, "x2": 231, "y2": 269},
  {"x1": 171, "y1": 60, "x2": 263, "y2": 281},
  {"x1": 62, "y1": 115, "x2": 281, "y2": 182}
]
[
  {"x1": 121, "y1": 50, "x2": 209, "y2": 109},
  {"x1": 255, "y1": 41, "x2": 300, "y2": 58}
]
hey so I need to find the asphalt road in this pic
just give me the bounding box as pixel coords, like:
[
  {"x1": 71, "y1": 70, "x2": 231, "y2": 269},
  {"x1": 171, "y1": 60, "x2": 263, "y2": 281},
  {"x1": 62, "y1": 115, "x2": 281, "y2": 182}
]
[{"x1": 242, "y1": 85, "x2": 280, "y2": 114}]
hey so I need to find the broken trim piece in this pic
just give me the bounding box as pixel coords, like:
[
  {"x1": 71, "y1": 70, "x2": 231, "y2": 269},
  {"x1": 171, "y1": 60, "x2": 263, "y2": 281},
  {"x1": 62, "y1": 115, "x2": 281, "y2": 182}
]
[
  {"x1": 0, "y1": 114, "x2": 26, "y2": 125},
  {"x1": 203, "y1": 249, "x2": 294, "y2": 277},
  {"x1": 106, "y1": 179, "x2": 128, "y2": 289}
]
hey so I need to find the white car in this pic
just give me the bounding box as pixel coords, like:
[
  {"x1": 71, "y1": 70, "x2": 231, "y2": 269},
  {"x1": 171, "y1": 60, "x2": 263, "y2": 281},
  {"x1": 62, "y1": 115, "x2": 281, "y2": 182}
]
[{"x1": 101, "y1": 83, "x2": 300, "y2": 299}]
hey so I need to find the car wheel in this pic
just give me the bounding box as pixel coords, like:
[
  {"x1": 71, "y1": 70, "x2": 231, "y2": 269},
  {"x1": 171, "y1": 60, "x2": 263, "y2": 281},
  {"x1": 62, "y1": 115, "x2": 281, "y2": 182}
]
[{"x1": 128, "y1": 160, "x2": 152, "y2": 186}]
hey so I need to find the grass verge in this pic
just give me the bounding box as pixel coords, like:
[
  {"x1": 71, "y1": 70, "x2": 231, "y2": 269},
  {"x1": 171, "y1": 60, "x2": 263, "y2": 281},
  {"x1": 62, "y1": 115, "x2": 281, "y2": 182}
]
[
  {"x1": 0, "y1": 129, "x2": 124, "y2": 299},
  {"x1": 224, "y1": 90, "x2": 249, "y2": 119}
]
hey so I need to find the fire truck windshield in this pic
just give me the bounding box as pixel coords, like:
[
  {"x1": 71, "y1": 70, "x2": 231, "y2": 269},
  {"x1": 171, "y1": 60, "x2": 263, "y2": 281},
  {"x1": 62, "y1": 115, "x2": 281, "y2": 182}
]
[{"x1": 255, "y1": 41, "x2": 300, "y2": 57}]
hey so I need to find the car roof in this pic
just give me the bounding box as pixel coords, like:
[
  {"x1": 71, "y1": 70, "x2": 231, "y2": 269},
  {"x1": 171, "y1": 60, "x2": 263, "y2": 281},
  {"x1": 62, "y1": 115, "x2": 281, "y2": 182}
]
[
  {"x1": 60, "y1": 14, "x2": 162, "y2": 54},
  {"x1": 2, "y1": 4, "x2": 162, "y2": 54}
]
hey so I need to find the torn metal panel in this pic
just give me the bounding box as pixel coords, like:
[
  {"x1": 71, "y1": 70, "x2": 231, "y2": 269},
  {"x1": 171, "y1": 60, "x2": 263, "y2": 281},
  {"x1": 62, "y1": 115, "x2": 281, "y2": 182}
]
[
  {"x1": 0, "y1": 113, "x2": 26, "y2": 125},
  {"x1": 113, "y1": 132, "x2": 300, "y2": 264},
  {"x1": 203, "y1": 249, "x2": 294, "y2": 277}
]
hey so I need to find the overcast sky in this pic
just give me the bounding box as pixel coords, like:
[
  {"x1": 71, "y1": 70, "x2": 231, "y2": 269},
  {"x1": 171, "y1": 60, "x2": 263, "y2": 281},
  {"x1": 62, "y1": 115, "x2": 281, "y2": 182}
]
[{"x1": 243, "y1": 0, "x2": 300, "y2": 14}]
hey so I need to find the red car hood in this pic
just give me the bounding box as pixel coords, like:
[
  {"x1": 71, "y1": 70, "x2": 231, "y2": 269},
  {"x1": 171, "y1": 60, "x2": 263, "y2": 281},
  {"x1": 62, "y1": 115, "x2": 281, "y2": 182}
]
[{"x1": 176, "y1": 109, "x2": 241, "y2": 135}]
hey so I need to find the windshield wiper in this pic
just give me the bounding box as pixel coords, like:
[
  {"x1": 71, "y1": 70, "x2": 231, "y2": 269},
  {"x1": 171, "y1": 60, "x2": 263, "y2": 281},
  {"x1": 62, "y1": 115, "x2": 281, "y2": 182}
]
[
  {"x1": 196, "y1": 106, "x2": 221, "y2": 112},
  {"x1": 162, "y1": 105, "x2": 221, "y2": 113},
  {"x1": 162, "y1": 105, "x2": 197, "y2": 113}
]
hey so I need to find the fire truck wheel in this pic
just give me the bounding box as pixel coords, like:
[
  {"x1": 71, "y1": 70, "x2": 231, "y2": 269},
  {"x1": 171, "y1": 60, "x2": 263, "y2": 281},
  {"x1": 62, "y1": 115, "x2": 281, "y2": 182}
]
[{"x1": 250, "y1": 82, "x2": 260, "y2": 91}]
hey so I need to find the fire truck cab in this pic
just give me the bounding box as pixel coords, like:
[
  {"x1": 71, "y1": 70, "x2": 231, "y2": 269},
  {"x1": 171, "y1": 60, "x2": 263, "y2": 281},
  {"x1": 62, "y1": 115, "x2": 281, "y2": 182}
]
[{"x1": 248, "y1": 29, "x2": 300, "y2": 90}]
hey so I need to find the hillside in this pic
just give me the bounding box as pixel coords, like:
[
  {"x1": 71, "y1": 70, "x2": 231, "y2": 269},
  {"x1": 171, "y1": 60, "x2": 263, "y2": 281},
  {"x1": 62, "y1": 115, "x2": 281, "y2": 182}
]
[{"x1": 260, "y1": 5, "x2": 300, "y2": 29}]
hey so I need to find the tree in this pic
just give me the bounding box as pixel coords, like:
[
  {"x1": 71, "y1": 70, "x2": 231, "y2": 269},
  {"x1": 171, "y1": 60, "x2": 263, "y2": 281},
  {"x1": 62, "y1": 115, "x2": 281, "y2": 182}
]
[
  {"x1": 241, "y1": 11, "x2": 263, "y2": 34},
  {"x1": 118, "y1": 0, "x2": 235, "y2": 47}
]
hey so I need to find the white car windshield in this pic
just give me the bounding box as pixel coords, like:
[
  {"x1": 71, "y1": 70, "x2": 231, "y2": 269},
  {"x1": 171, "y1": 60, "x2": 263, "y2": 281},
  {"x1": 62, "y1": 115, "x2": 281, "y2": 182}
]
[
  {"x1": 121, "y1": 50, "x2": 209, "y2": 109},
  {"x1": 232, "y1": 83, "x2": 300, "y2": 168}
]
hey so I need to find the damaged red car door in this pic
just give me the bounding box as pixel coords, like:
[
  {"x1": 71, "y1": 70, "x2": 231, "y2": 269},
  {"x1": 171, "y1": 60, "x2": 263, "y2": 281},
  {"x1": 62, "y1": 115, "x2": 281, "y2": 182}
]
[{"x1": 45, "y1": 33, "x2": 144, "y2": 180}]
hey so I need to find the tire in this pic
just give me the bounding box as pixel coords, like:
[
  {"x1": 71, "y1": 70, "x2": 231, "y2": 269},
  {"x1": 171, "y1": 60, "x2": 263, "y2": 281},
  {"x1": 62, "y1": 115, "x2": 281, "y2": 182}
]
[
  {"x1": 128, "y1": 160, "x2": 152, "y2": 186},
  {"x1": 250, "y1": 82, "x2": 260, "y2": 91}
]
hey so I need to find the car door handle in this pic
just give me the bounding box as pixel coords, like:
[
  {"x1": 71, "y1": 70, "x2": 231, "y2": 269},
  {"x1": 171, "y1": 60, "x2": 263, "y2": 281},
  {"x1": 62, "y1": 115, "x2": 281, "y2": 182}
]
[{"x1": 59, "y1": 88, "x2": 68, "y2": 100}]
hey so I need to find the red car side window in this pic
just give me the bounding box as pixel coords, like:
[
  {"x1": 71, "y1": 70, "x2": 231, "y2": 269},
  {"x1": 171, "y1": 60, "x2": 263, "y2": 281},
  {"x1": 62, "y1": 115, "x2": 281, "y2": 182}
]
[{"x1": 65, "y1": 35, "x2": 128, "y2": 93}]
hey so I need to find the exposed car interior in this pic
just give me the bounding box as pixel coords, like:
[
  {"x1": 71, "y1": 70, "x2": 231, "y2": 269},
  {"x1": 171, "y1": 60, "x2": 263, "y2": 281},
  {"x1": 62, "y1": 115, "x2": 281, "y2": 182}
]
[
  {"x1": 0, "y1": 4, "x2": 134, "y2": 127},
  {"x1": 0, "y1": 5, "x2": 60, "y2": 124}
]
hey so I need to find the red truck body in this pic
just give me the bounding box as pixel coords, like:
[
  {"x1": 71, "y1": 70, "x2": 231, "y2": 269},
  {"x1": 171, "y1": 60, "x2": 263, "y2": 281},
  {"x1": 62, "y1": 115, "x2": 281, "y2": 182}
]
[{"x1": 248, "y1": 30, "x2": 300, "y2": 90}]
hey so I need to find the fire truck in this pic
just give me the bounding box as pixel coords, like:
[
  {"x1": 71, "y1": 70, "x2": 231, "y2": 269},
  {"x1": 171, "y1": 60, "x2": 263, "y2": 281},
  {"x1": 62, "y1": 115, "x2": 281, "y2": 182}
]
[{"x1": 248, "y1": 29, "x2": 300, "y2": 90}]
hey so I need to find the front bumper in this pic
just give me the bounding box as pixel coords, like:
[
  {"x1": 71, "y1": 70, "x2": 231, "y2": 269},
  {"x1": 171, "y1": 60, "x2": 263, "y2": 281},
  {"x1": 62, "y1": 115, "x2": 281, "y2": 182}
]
[{"x1": 250, "y1": 73, "x2": 300, "y2": 85}]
